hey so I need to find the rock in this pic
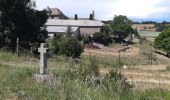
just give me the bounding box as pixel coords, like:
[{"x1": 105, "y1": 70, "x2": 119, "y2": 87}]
[{"x1": 123, "y1": 65, "x2": 128, "y2": 69}]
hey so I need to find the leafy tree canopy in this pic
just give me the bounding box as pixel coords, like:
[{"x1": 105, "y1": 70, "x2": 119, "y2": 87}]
[
  {"x1": 110, "y1": 15, "x2": 134, "y2": 39},
  {"x1": 0, "y1": 0, "x2": 48, "y2": 50},
  {"x1": 102, "y1": 25, "x2": 110, "y2": 35},
  {"x1": 154, "y1": 21, "x2": 170, "y2": 32},
  {"x1": 154, "y1": 28, "x2": 170, "y2": 54}
]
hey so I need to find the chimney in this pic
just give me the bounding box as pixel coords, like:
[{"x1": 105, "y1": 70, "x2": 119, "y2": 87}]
[
  {"x1": 89, "y1": 14, "x2": 93, "y2": 20},
  {"x1": 92, "y1": 10, "x2": 95, "y2": 20},
  {"x1": 74, "y1": 14, "x2": 78, "y2": 20}
]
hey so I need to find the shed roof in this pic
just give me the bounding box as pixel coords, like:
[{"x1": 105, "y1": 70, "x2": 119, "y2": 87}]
[
  {"x1": 69, "y1": 18, "x2": 90, "y2": 20},
  {"x1": 46, "y1": 19, "x2": 104, "y2": 27},
  {"x1": 47, "y1": 26, "x2": 78, "y2": 33}
]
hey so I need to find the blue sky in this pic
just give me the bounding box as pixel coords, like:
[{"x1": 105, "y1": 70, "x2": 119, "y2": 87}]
[{"x1": 36, "y1": 0, "x2": 170, "y2": 22}]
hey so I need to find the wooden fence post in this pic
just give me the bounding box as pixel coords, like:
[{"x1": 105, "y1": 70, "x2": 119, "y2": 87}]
[{"x1": 16, "y1": 37, "x2": 19, "y2": 56}]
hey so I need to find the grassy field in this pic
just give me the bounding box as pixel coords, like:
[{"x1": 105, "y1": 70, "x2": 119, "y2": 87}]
[{"x1": 0, "y1": 50, "x2": 170, "y2": 100}]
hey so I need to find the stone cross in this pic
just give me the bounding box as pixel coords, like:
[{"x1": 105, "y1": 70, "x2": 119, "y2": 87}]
[{"x1": 38, "y1": 43, "x2": 48, "y2": 75}]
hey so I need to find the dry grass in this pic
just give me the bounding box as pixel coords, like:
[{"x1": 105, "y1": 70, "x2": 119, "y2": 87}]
[
  {"x1": 132, "y1": 24, "x2": 156, "y2": 31},
  {"x1": 0, "y1": 43, "x2": 170, "y2": 99},
  {"x1": 83, "y1": 42, "x2": 170, "y2": 91}
]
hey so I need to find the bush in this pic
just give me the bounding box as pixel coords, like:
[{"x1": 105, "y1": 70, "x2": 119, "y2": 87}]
[
  {"x1": 59, "y1": 37, "x2": 83, "y2": 58},
  {"x1": 101, "y1": 70, "x2": 132, "y2": 96},
  {"x1": 154, "y1": 28, "x2": 170, "y2": 55},
  {"x1": 51, "y1": 34, "x2": 62, "y2": 53},
  {"x1": 93, "y1": 32, "x2": 112, "y2": 46},
  {"x1": 51, "y1": 35, "x2": 83, "y2": 58},
  {"x1": 83, "y1": 36, "x2": 90, "y2": 45},
  {"x1": 88, "y1": 56, "x2": 99, "y2": 76}
]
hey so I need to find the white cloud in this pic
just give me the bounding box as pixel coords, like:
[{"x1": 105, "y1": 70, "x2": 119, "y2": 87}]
[
  {"x1": 36, "y1": 0, "x2": 113, "y2": 19},
  {"x1": 36, "y1": 0, "x2": 170, "y2": 21},
  {"x1": 103, "y1": 0, "x2": 169, "y2": 19}
]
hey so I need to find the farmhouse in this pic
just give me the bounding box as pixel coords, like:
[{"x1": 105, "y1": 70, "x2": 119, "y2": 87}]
[
  {"x1": 45, "y1": 7, "x2": 104, "y2": 38},
  {"x1": 46, "y1": 19, "x2": 104, "y2": 38}
]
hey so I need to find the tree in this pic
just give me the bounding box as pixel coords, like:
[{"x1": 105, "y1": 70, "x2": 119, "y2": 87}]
[
  {"x1": 155, "y1": 21, "x2": 170, "y2": 32},
  {"x1": 154, "y1": 28, "x2": 170, "y2": 55},
  {"x1": 51, "y1": 35, "x2": 83, "y2": 58},
  {"x1": 102, "y1": 25, "x2": 110, "y2": 35},
  {"x1": 59, "y1": 37, "x2": 83, "y2": 58},
  {"x1": 51, "y1": 34, "x2": 62, "y2": 53},
  {"x1": 0, "y1": 0, "x2": 48, "y2": 51},
  {"x1": 110, "y1": 15, "x2": 134, "y2": 40},
  {"x1": 74, "y1": 14, "x2": 78, "y2": 20},
  {"x1": 66, "y1": 26, "x2": 73, "y2": 37}
]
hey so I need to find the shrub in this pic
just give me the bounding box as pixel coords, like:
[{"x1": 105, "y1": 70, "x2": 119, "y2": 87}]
[
  {"x1": 88, "y1": 56, "x2": 99, "y2": 76},
  {"x1": 101, "y1": 70, "x2": 132, "y2": 97},
  {"x1": 59, "y1": 37, "x2": 83, "y2": 58},
  {"x1": 93, "y1": 32, "x2": 112, "y2": 46},
  {"x1": 83, "y1": 36, "x2": 90, "y2": 45},
  {"x1": 83, "y1": 35, "x2": 94, "y2": 45},
  {"x1": 154, "y1": 28, "x2": 170, "y2": 55},
  {"x1": 51, "y1": 34, "x2": 62, "y2": 53}
]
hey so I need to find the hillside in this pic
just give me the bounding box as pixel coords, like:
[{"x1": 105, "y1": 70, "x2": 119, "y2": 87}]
[
  {"x1": 0, "y1": 41, "x2": 170, "y2": 99},
  {"x1": 132, "y1": 24, "x2": 156, "y2": 32}
]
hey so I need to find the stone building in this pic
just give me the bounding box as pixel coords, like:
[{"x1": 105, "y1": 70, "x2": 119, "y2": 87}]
[
  {"x1": 45, "y1": 7, "x2": 68, "y2": 19},
  {"x1": 45, "y1": 7, "x2": 104, "y2": 38},
  {"x1": 46, "y1": 19, "x2": 104, "y2": 38}
]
